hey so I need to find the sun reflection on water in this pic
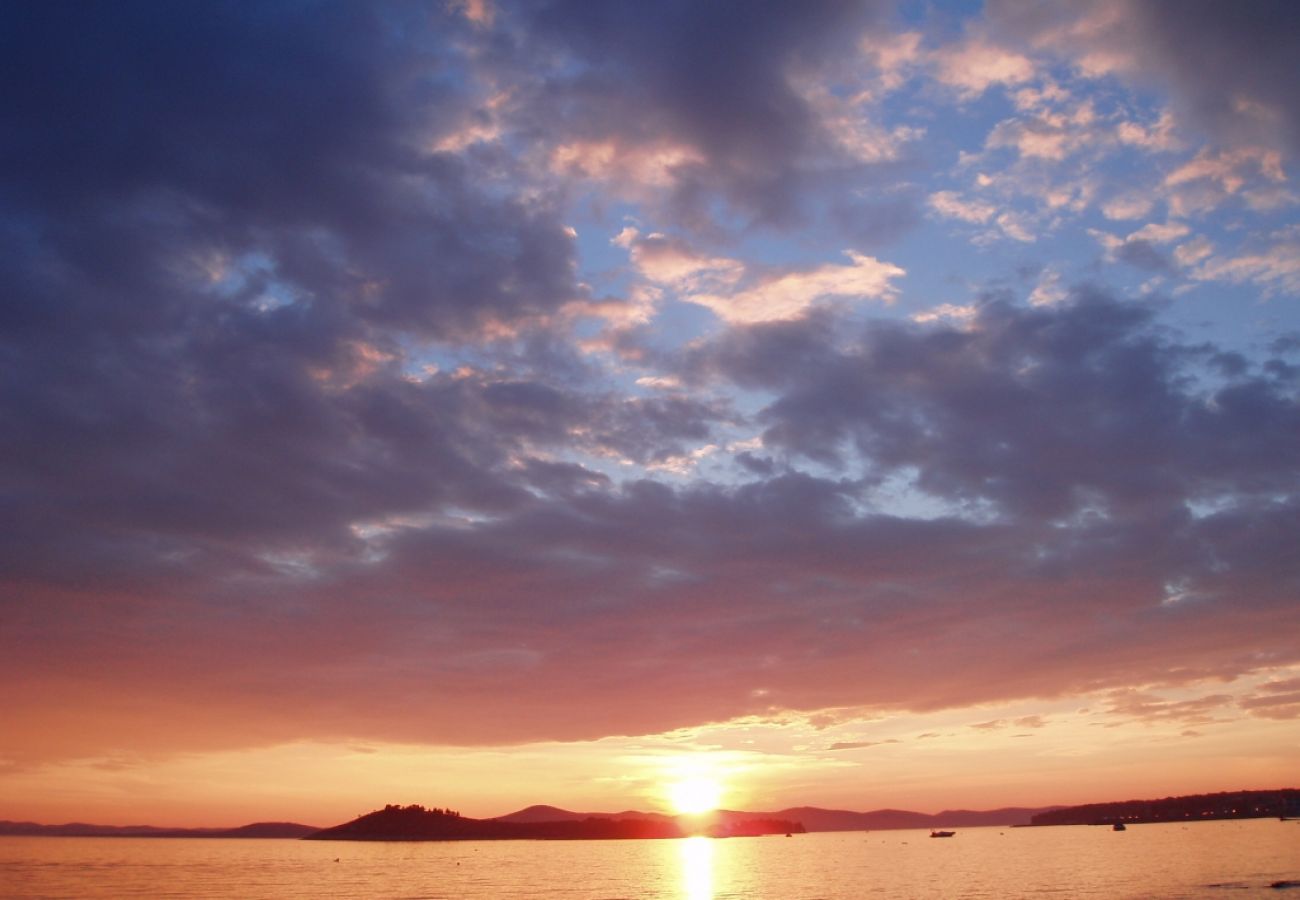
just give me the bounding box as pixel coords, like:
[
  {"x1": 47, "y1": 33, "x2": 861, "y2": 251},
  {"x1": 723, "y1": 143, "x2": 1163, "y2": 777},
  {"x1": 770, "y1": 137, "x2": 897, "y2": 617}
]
[{"x1": 678, "y1": 835, "x2": 714, "y2": 900}]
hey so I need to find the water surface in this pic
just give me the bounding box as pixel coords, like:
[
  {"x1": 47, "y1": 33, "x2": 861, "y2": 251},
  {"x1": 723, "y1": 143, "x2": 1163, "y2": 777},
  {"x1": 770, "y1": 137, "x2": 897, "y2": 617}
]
[{"x1": 2, "y1": 818, "x2": 1296, "y2": 898}]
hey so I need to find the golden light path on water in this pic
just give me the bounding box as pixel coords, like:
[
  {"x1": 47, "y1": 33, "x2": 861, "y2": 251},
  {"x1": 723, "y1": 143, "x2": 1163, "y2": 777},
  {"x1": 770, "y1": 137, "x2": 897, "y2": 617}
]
[{"x1": 679, "y1": 835, "x2": 714, "y2": 900}]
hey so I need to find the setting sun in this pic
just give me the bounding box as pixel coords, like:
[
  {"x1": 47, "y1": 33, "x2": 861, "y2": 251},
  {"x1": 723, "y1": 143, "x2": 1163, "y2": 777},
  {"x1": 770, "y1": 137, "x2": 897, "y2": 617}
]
[{"x1": 668, "y1": 776, "x2": 723, "y2": 815}]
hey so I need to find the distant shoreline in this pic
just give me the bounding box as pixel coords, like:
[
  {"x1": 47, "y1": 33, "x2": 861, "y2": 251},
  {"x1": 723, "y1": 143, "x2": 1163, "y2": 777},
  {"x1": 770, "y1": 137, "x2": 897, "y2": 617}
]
[
  {"x1": 1024, "y1": 789, "x2": 1300, "y2": 828},
  {"x1": 5, "y1": 788, "x2": 1295, "y2": 840},
  {"x1": 0, "y1": 822, "x2": 319, "y2": 840}
]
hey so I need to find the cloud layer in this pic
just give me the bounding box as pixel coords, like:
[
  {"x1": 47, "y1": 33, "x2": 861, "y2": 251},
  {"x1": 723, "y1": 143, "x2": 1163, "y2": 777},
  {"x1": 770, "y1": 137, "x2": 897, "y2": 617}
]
[{"x1": 1, "y1": 0, "x2": 1297, "y2": 777}]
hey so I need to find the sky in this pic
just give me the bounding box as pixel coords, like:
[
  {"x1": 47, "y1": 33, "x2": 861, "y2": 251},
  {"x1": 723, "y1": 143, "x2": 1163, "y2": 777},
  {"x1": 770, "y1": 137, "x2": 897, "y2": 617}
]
[{"x1": 1, "y1": 0, "x2": 1298, "y2": 828}]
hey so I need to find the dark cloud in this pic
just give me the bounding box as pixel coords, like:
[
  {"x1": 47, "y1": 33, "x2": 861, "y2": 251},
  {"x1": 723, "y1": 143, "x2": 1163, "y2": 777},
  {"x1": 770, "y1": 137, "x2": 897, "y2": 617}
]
[
  {"x1": 696, "y1": 290, "x2": 1300, "y2": 521},
  {"x1": 0, "y1": 1, "x2": 598, "y2": 584},
  {"x1": 6, "y1": 432, "x2": 1298, "y2": 762},
  {"x1": 1114, "y1": 239, "x2": 1172, "y2": 272},
  {"x1": 0, "y1": 1, "x2": 586, "y2": 347},
  {"x1": 1271, "y1": 334, "x2": 1300, "y2": 355},
  {"x1": 498, "y1": 0, "x2": 911, "y2": 234},
  {"x1": 1122, "y1": 0, "x2": 1300, "y2": 157},
  {"x1": 991, "y1": 0, "x2": 1300, "y2": 158}
]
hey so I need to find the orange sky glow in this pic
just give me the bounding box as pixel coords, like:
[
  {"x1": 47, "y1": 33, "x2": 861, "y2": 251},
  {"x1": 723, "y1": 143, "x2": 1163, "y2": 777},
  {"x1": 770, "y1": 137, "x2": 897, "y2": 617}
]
[{"x1": 5, "y1": 672, "x2": 1297, "y2": 827}]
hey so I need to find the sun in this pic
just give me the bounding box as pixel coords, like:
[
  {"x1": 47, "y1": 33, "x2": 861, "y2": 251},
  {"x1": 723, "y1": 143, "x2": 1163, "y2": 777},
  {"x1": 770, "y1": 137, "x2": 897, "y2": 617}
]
[{"x1": 668, "y1": 775, "x2": 723, "y2": 815}]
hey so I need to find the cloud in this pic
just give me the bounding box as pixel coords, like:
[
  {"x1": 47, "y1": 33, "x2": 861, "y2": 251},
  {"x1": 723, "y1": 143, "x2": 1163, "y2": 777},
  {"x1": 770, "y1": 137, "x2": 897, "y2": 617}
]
[
  {"x1": 502, "y1": 0, "x2": 905, "y2": 232},
  {"x1": 1239, "y1": 692, "x2": 1300, "y2": 720},
  {"x1": 1115, "y1": 110, "x2": 1180, "y2": 153},
  {"x1": 932, "y1": 37, "x2": 1037, "y2": 99},
  {"x1": 1102, "y1": 689, "x2": 1235, "y2": 726},
  {"x1": 621, "y1": 232, "x2": 744, "y2": 292},
  {"x1": 0, "y1": 3, "x2": 588, "y2": 345},
  {"x1": 1173, "y1": 237, "x2": 1214, "y2": 268},
  {"x1": 860, "y1": 30, "x2": 924, "y2": 94},
  {"x1": 985, "y1": 100, "x2": 1106, "y2": 162},
  {"x1": 1240, "y1": 676, "x2": 1300, "y2": 720},
  {"x1": 549, "y1": 139, "x2": 706, "y2": 190},
  {"x1": 688, "y1": 252, "x2": 905, "y2": 324},
  {"x1": 1028, "y1": 267, "x2": 1067, "y2": 306},
  {"x1": 615, "y1": 232, "x2": 904, "y2": 325},
  {"x1": 1114, "y1": 240, "x2": 1172, "y2": 273},
  {"x1": 993, "y1": 211, "x2": 1036, "y2": 243},
  {"x1": 1166, "y1": 148, "x2": 1285, "y2": 192},
  {"x1": 929, "y1": 191, "x2": 997, "y2": 224},
  {"x1": 912, "y1": 304, "x2": 978, "y2": 325},
  {"x1": 1091, "y1": 222, "x2": 1193, "y2": 272},
  {"x1": 1102, "y1": 192, "x2": 1154, "y2": 221},
  {"x1": 1127, "y1": 222, "x2": 1190, "y2": 245},
  {"x1": 990, "y1": 0, "x2": 1300, "y2": 159},
  {"x1": 1163, "y1": 147, "x2": 1291, "y2": 216},
  {"x1": 971, "y1": 715, "x2": 1046, "y2": 731},
  {"x1": 695, "y1": 289, "x2": 1300, "y2": 522},
  {"x1": 1192, "y1": 226, "x2": 1300, "y2": 296}
]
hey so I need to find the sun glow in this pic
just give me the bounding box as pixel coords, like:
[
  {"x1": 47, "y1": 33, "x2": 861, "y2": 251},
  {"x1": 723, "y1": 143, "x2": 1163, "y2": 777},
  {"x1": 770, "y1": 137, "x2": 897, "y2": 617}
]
[
  {"x1": 679, "y1": 835, "x2": 714, "y2": 900},
  {"x1": 668, "y1": 775, "x2": 724, "y2": 815}
]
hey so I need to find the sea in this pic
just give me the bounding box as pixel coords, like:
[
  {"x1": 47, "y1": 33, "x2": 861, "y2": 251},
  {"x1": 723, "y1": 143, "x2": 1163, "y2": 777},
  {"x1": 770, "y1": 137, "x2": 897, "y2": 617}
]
[{"x1": 2, "y1": 818, "x2": 1296, "y2": 898}]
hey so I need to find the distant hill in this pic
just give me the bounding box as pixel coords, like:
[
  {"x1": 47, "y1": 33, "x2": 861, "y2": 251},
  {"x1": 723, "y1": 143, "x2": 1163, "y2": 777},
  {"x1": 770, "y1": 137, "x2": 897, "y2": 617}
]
[
  {"x1": 928, "y1": 808, "x2": 1065, "y2": 828},
  {"x1": 769, "y1": 807, "x2": 935, "y2": 831},
  {"x1": 307, "y1": 804, "x2": 802, "y2": 841},
  {"x1": 211, "y1": 822, "x2": 322, "y2": 838},
  {"x1": 492, "y1": 805, "x2": 673, "y2": 825},
  {"x1": 1030, "y1": 789, "x2": 1300, "y2": 826},
  {"x1": 492, "y1": 804, "x2": 1058, "y2": 832},
  {"x1": 0, "y1": 820, "x2": 319, "y2": 838}
]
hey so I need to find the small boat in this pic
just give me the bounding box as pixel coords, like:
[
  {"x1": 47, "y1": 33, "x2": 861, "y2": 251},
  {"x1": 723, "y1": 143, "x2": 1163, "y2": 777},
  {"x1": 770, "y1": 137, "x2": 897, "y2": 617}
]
[
  {"x1": 1112, "y1": 823, "x2": 1126, "y2": 831},
  {"x1": 930, "y1": 830, "x2": 955, "y2": 838}
]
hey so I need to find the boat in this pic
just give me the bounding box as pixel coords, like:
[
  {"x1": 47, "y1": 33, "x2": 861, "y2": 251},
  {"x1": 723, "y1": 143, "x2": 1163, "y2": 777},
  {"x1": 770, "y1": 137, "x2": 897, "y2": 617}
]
[
  {"x1": 1112, "y1": 823, "x2": 1126, "y2": 831},
  {"x1": 929, "y1": 830, "x2": 955, "y2": 838}
]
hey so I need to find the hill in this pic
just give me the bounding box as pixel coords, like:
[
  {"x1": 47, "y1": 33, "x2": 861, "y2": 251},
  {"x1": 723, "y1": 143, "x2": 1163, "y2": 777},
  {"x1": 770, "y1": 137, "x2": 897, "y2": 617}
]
[
  {"x1": 493, "y1": 804, "x2": 1057, "y2": 832},
  {"x1": 0, "y1": 820, "x2": 319, "y2": 838},
  {"x1": 306, "y1": 804, "x2": 802, "y2": 841},
  {"x1": 492, "y1": 805, "x2": 672, "y2": 825},
  {"x1": 1030, "y1": 789, "x2": 1300, "y2": 826}
]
